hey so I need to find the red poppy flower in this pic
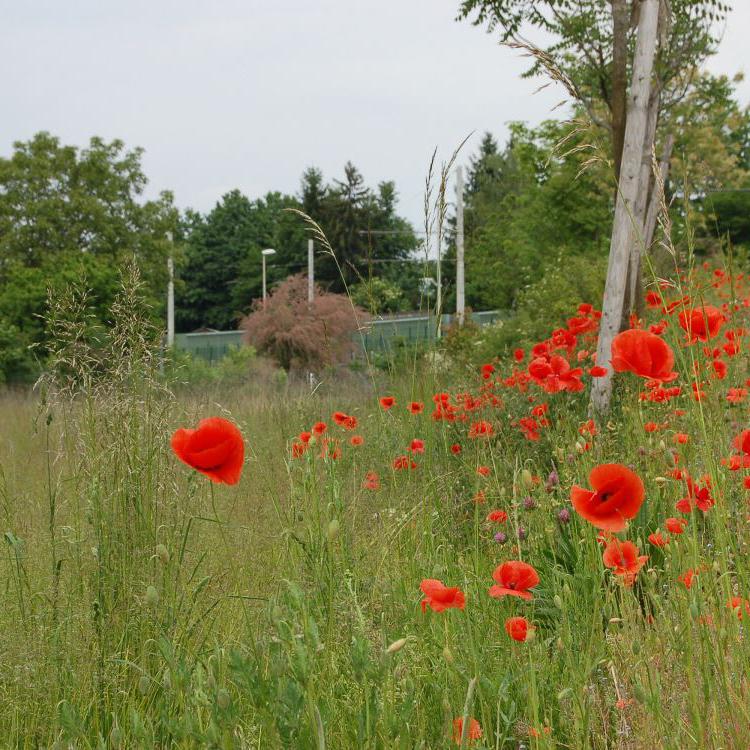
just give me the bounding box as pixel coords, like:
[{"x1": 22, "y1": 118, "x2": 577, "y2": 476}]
[
  {"x1": 171, "y1": 417, "x2": 245, "y2": 485},
  {"x1": 489, "y1": 561, "x2": 540, "y2": 601},
  {"x1": 362, "y1": 471, "x2": 380, "y2": 490},
  {"x1": 452, "y1": 717, "x2": 482, "y2": 745},
  {"x1": 477, "y1": 465, "x2": 491, "y2": 477},
  {"x1": 513, "y1": 348, "x2": 525, "y2": 362},
  {"x1": 678, "y1": 305, "x2": 725, "y2": 342},
  {"x1": 486, "y1": 509, "x2": 508, "y2": 523},
  {"x1": 733, "y1": 430, "x2": 750, "y2": 455},
  {"x1": 645, "y1": 290, "x2": 663, "y2": 308},
  {"x1": 505, "y1": 616, "x2": 533, "y2": 642},
  {"x1": 481, "y1": 363, "x2": 496, "y2": 379},
  {"x1": 570, "y1": 464, "x2": 645, "y2": 531},
  {"x1": 611, "y1": 329, "x2": 677, "y2": 382},
  {"x1": 727, "y1": 388, "x2": 747, "y2": 404},
  {"x1": 602, "y1": 539, "x2": 647, "y2": 587},
  {"x1": 727, "y1": 596, "x2": 750, "y2": 620},
  {"x1": 678, "y1": 569, "x2": 697, "y2": 589},
  {"x1": 450, "y1": 443, "x2": 462, "y2": 455},
  {"x1": 393, "y1": 455, "x2": 417, "y2": 470},
  {"x1": 648, "y1": 531, "x2": 669, "y2": 547},
  {"x1": 468, "y1": 420, "x2": 494, "y2": 439},
  {"x1": 675, "y1": 477, "x2": 714, "y2": 513},
  {"x1": 409, "y1": 438, "x2": 425, "y2": 454},
  {"x1": 666, "y1": 517, "x2": 687, "y2": 535},
  {"x1": 589, "y1": 365, "x2": 608, "y2": 377},
  {"x1": 332, "y1": 411, "x2": 358, "y2": 430},
  {"x1": 312, "y1": 421, "x2": 327, "y2": 436},
  {"x1": 350, "y1": 435, "x2": 364, "y2": 447},
  {"x1": 379, "y1": 396, "x2": 396, "y2": 410},
  {"x1": 420, "y1": 579, "x2": 465, "y2": 613},
  {"x1": 408, "y1": 401, "x2": 424, "y2": 414},
  {"x1": 299, "y1": 431, "x2": 312, "y2": 444}
]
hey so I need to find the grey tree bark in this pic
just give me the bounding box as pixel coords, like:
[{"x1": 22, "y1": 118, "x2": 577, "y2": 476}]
[{"x1": 590, "y1": 0, "x2": 661, "y2": 415}]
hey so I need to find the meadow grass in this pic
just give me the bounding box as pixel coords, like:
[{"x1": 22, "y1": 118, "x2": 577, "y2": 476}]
[{"x1": 2, "y1": 267, "x2": 750, "y2": 749}]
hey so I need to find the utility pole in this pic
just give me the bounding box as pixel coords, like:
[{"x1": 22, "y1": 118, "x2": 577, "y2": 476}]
[
  {"x1": 261, "y1": 248, "x2": 276, "y2": 308},
  {"x1": 166, "y1": 231, "x2": 175, "y2": 348},
  {"x1": 435, "y1": 219, "x2": 442, "y2": 339},
  {"x1": 307, "y1": 239, "x2": 314, "y2": 306},
  {"x1": 455, "y1": 165, "x2": 465, "y2": 326}
]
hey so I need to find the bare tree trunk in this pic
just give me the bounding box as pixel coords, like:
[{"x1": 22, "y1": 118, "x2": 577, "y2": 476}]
[
  {"x1": 611, "y1": 0, "x2": 631, "y2": 180},
  {"x1": 626, "y1": 81, "x2": 661, "y2": 317},
  {"x1": 590, "y1": 0, "x2": 661, "y2": 415}
]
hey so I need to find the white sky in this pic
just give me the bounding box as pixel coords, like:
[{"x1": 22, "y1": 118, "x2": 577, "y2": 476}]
[{"x1": 3, "y1": 0, "x2": 749, "y2": 232}]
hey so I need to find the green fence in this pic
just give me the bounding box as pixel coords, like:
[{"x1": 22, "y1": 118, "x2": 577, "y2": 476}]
[{"x1": 174, "y1": 310, "x2": 504, "y2": 363}]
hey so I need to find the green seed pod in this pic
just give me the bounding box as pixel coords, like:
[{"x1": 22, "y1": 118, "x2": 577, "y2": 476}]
[
  {"x1": 521, "y1": 468, "x2": 534, "y2": 488},
  {"x1": 553, "y1": 594, "x2": 563, "y2": 609},
  {"x1": 690, "y1": 600, "x2": 701, "y2": 619},
  {"x1": 217, "y1": 688, "x2": 231, "y2": 710},
  {"x1": 110, "y1": 725, "x2": 122, "y2": 748},
  {"x1": 633, "y1": 683, "x2": 646, "y2": 704},
  {"x1": 138, "y1": 675, "x2": 150, "y2": 696},
  {"x1": 386, "y1": 638, "x2": 408, "y2": 655},
  {"x1": 557, "y1": 687, "x2": 573, "y2": 701},
  {"x1": 156, "y1": 544, "x2": 170, "y2": 565},
  {"x1": 145, "y1": 585, "x2": 159, "y2": 608},
  {"x1": 327, "y1": 518, "x2": 340, "y2": 541}
]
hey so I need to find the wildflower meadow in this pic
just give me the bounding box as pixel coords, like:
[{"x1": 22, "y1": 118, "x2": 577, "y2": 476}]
[{"x1": 2, "y1": 259, "x2": 750, "y2": 749}]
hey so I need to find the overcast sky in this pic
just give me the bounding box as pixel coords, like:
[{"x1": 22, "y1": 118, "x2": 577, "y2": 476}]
[{"x1": 3, "y1": 0, "x2": 749, "y2": 231}]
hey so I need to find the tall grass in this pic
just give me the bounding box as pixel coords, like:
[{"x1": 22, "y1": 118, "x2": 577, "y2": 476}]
[{"x1": 2, "y1": 255, "x2": 750, "y2": 748}]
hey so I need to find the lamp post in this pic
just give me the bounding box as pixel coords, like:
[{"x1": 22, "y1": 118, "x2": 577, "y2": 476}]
[{"x1": 262, "y1": 248, "x2": 276, "y2": 307}]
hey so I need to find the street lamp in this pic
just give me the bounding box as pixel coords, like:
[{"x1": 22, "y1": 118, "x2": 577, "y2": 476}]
[{"x1": 261, "y1": 248, "x2": 276, "y2": 307}]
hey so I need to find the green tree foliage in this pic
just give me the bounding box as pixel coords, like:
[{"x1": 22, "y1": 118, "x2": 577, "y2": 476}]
[
  {"x1": 176, "y1": 190, "x2": 307, "y2": 331},
  {"x1": 301, "y1": 163, "x2": 421, "y2": 295},
  {"x1": 177, "y1": 164, "x2": 421, "y2": 332},
  {"x1": 0, "y1": 132, "x2": 177, "y2": 382},
  {"x1": 456, "y1": 1, "x2": 730, "y2": 175},
  {"x1": 447, "y1": 122, "x2": 611, "y2": 313}
]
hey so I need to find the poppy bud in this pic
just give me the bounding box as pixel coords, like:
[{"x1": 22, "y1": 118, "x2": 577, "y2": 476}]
[
  {"x1": 557, "y1": 687, "x2": 572, "y2": 701},
  {"x1": 442, "y1": 645, "x2": 454, "y2": 663},
  {"x1": 521, "y1": 469, "x2": 533, "y2": 488},
  {"x1": 556, "y1": 637, "x2": 565, "y2": 651},
  {"x1": 386, "y1": 638, "x2": 408, "y2": 654},
  {"x1": 162, "y1": 669, "x2": 172, "y2": 691},
  {"x1": 327, "y1": 519, "x2": 340, "y2": 541},
  {"x1": 138, "y1": 675, "x2": 150, "y2": 695},
  {"x1": 658, "y1": 440, "x2": 666, "y2": 451},
  {"x1": 553, "y1": 594, "x2": 563, "y2": 609},
  {"x1": 145, "y1": 585, "x2": 159, "y2": 608},
  {"x1": 690, "y1": 601, "x2": 700, "y2": 619},
  {"x1": 109, "y1": 726, "x2": 122, "y2": 748},
  {"x1": 217, "y1": 688, "x2": 231, "y2": 710},
  {"x1": 631, "y1": 641, "x2": 640, "y2": 656}
]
